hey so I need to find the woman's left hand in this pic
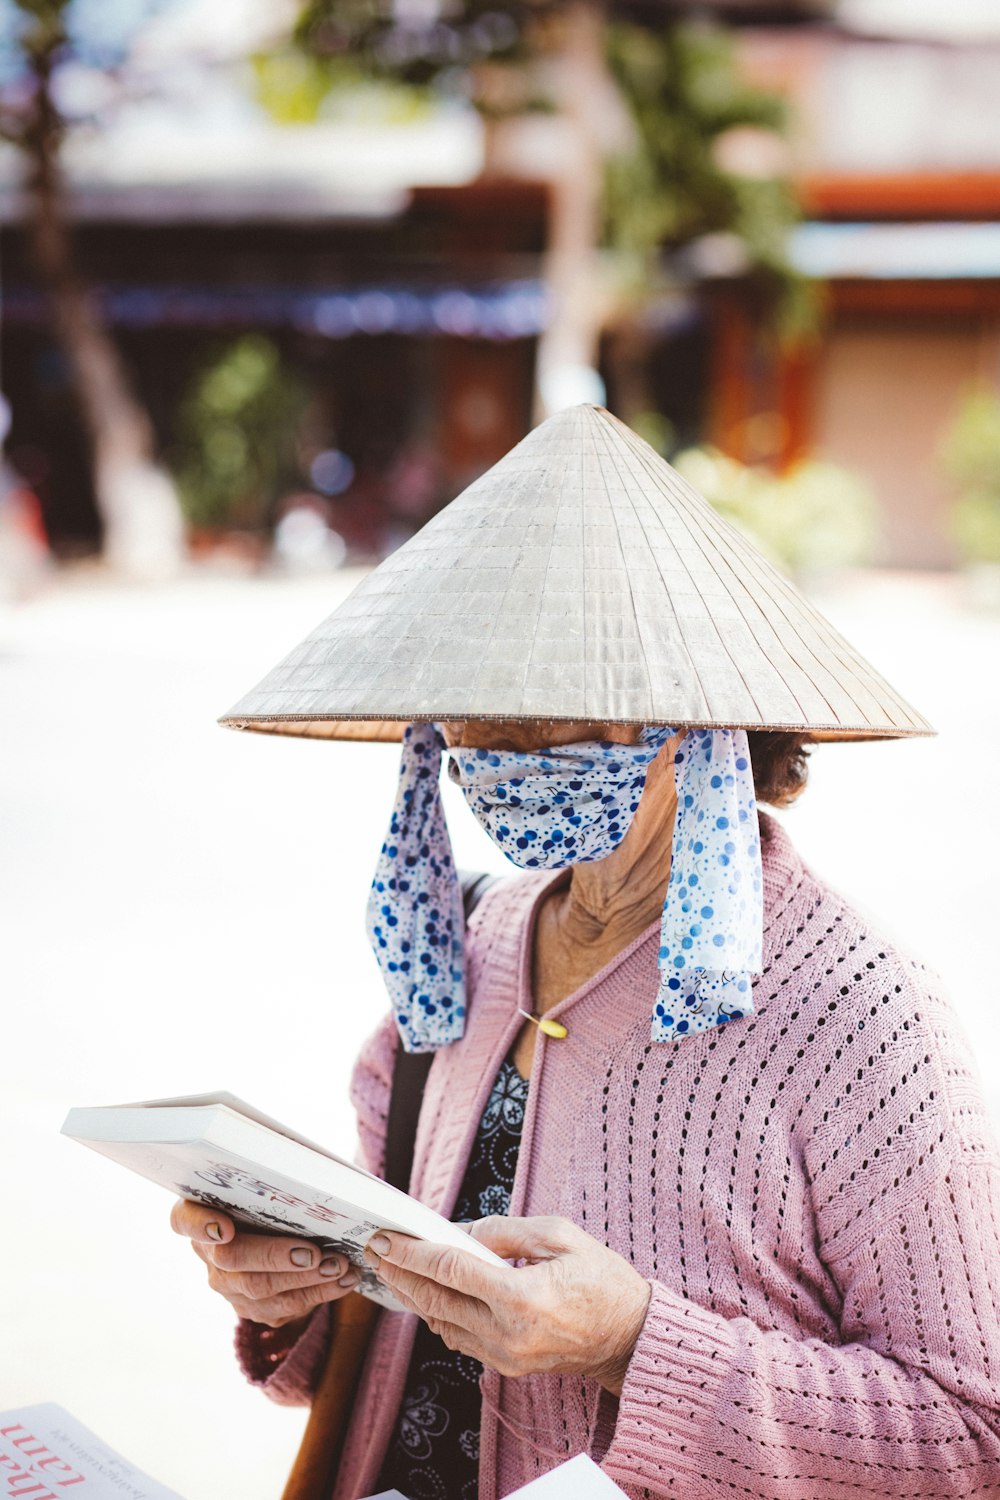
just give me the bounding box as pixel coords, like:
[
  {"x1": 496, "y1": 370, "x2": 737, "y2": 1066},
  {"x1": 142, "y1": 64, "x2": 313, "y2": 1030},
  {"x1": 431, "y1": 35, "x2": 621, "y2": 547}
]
[{"x1": 365, "y1": 1215, "x2": 650, "y2": 1396}]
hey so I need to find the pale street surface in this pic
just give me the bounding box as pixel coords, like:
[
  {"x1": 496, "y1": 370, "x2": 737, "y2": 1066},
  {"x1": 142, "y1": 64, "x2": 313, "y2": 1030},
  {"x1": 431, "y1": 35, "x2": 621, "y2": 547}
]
[{"x1": 2, "y1": 563, "x2": 998, "y2": 1500}]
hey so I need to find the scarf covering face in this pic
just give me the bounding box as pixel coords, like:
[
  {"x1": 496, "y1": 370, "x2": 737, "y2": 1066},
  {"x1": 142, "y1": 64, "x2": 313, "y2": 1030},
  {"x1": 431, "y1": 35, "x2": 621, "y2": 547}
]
[{"x1": 367, "y1": 723, "x2": 763, "y2": 1053}]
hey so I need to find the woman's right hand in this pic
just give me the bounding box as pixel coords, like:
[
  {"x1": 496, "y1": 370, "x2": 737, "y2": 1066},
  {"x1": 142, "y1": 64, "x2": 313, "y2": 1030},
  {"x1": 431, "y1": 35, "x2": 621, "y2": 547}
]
[{"x1": 170, "y1": 1199, "x2": 361, "y2": 1328}]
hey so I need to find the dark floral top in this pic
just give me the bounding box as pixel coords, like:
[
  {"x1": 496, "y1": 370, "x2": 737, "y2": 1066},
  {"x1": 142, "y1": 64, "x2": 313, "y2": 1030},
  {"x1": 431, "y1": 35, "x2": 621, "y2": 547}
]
[{"x1": 375, "y1": 1055, "x2": 528, "y2": 1500}]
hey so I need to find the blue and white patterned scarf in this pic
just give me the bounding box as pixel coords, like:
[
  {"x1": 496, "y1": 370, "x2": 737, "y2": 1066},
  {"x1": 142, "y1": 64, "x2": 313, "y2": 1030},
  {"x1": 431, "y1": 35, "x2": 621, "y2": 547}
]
[{"x1": 367, "y1": 723, "x2": 763, "y2": 1053}]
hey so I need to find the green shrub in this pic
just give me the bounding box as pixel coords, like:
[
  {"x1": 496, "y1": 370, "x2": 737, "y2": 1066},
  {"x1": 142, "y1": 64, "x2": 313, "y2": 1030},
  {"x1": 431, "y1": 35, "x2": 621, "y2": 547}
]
[
  {"x1": 674, "y1": 446, "x2": 877, "y2": 578},
  {"x1": 172, "y1": 336, "x2": 309, "y2": 531},
  {"x1": 940, "y1": 389, "x2": 1000, "y2": 565}
]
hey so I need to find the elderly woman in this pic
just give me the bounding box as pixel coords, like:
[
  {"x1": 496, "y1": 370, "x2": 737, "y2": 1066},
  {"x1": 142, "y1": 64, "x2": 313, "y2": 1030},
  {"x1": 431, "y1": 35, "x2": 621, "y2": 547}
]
[{"x1": 173, "y1": 406, "x2": 1000, "y2": 1500}]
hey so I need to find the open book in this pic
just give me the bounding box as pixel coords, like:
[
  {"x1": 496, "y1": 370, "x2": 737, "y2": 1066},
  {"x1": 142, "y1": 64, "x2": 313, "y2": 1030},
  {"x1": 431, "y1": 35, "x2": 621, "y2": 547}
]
[{"x1": 61, "y1": 1092, "x2": 504, "y2": 1312}]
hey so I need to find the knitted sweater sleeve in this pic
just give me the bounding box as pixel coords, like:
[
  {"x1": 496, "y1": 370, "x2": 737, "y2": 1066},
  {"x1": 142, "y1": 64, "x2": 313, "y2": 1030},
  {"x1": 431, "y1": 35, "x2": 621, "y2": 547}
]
[
  {"x1": 601, "y1": 971, "x2": 1000, "y2": 1498},
  {"x1": 232, "y1": 1011, "x2": 398, "y2": 1406}
]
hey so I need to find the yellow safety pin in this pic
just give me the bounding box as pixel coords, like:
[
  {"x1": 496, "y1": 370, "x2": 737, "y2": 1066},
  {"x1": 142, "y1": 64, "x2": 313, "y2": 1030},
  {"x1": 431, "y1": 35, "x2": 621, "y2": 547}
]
[{"x1": 518, "y1": 1007, "x2": 568, "y2": 1040}]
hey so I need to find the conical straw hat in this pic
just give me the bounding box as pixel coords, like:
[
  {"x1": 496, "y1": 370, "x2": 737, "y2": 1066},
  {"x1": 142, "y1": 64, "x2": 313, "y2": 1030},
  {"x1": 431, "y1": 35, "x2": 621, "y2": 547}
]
[{"x1": 220, "y1": 404, "x2": 932, "y2": 743}]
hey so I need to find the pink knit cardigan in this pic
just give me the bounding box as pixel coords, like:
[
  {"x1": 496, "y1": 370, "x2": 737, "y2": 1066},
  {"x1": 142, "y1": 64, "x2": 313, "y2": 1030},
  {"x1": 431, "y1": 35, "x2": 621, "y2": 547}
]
[{"x1": 237, "y1": 813, "x2": 1000, "y2": 1498}]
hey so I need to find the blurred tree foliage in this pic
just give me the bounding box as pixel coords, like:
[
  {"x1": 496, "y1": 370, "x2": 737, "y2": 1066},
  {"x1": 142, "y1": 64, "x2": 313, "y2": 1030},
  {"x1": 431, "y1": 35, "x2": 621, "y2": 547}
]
[
  {"x1": 603, "y1": 22, "x2": 806, "y2": 324},
  {"x1": 172, "y1": 336, "x2": 309, "y2": 532},
  {"x1": 940, "y1": 389, "x2": 1000, "y2": 565},
  {"x1": 289, "y1": 1, "x2": 537, "y2": 108},
  {"x1": 286, "y1": 0, "x2": 806, "y2": 325}
]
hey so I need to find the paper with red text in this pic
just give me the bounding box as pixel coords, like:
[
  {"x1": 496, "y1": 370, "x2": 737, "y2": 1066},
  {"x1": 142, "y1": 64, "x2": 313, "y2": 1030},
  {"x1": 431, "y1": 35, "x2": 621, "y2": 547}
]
[{"x1": 0, "y1": 1405, "x2": 184, "y2": 1499}]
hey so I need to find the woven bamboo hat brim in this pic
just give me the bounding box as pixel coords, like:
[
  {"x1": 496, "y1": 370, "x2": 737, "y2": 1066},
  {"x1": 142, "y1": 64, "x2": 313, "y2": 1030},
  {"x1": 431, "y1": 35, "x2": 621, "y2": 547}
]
[{"x1": 220, "y1": 404, "x2": 932, "y2": 743}]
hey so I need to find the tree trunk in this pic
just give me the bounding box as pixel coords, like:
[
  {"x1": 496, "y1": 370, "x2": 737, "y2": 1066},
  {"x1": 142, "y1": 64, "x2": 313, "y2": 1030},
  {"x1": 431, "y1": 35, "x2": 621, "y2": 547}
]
[
  {"x1": 603, "y1": 312, "x2": 656, "y2": 429},
  {"x1": 21, "y1": 46, "x2": 185, "y2": 577},
  {"x1": 533, "y1": 0, "x2": 618, "y2": 423}
]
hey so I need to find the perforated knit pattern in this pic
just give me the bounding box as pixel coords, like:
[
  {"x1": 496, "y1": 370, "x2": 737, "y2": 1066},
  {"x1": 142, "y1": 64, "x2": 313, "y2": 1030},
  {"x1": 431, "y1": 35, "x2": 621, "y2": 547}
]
[{"x1": 238, "y1": 814, "x2": 1000, "y2": 1499}]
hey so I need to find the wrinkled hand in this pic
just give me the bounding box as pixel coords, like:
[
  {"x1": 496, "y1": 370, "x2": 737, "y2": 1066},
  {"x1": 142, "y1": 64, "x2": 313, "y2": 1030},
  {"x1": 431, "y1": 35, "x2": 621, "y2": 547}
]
[
  {"x1": 170, "y1": 1199, "x2": 361, "y2": 1328},
  {"x1": 365, "y1": 1215, "x2": 650, "y2": 1396}
]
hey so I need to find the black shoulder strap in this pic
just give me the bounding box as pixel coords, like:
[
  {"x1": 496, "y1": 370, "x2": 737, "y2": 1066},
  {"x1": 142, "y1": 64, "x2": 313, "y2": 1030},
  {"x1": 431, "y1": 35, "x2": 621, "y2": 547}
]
[{"x1": 382, "y1": 869, "x2": 499, "y2": 1193}]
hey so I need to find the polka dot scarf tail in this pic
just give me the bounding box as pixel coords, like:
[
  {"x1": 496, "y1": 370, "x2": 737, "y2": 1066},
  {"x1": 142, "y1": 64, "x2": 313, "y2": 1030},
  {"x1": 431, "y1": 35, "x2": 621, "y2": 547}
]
[
  {"x1": 365, "y1": 723, "x2": 467, "y2": 1053},
  {"x1": 367, "y1": 723, "x2": 763, "y2": 1052},
  {"x1": 654, "y1": 729, "x2": 763, "y2": 1040}
]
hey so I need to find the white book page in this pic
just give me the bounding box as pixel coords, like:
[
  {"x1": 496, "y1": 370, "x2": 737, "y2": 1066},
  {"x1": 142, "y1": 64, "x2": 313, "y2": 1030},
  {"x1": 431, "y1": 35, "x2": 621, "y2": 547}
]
[
  {"x1": 358, "y1": 1456, "x2": 630, "y2": 1500},
  {"x1": 507, "y1": 1455, "x2": 630, "y2": 1499},
  {"x1": 111, "y1": 1089, "x2": 377, "y2": 1179}
]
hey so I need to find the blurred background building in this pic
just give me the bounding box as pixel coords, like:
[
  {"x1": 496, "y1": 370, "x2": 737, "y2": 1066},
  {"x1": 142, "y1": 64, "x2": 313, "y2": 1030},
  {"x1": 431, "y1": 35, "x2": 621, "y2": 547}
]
[{"x1": 3, "y1": 0, "x2": 1000, "y2": 579}]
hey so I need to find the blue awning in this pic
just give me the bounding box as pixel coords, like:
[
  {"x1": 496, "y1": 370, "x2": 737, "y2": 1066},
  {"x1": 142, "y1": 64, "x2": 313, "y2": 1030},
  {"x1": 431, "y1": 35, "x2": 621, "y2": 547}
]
[{"x1": 1, "y1": 279, "x2": 548, "y2": 340}]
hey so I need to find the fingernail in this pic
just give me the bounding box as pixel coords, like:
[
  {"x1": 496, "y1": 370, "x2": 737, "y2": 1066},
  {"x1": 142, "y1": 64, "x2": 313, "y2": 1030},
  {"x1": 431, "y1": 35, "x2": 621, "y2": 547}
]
[
  {"x1": 290, "y1": 1246, "x2": 315, "y2": 1268},
  {"x1": 368, "y1": 1234, "x2": 390, "y2": 1256},
  {"x1": 206, "y1": 1222, "x2": 223, "y2": 1242},
  {"x1": 319, "y1": 1256, "x2": 343, "y2": 1277},
  {"x1": 338, "y1": 1269, "x2": 360, "y2": 1289}
]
